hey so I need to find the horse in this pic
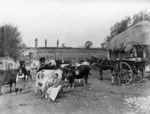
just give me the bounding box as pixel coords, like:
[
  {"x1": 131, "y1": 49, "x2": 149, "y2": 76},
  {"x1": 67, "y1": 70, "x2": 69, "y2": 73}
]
[{"x1": 90, "y1": 56, "x2": 116, "y2": 80}]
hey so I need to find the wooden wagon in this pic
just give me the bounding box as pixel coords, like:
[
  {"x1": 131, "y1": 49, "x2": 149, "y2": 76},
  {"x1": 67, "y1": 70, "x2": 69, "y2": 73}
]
[{"x1": 107, "y1": 21, "x2": 150, "y2": 85}]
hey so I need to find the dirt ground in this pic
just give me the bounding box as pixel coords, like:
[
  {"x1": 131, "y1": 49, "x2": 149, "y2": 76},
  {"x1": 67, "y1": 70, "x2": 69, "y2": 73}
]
[{"x1": 0, "y1": 70, "x2": 150, "y2": 114}]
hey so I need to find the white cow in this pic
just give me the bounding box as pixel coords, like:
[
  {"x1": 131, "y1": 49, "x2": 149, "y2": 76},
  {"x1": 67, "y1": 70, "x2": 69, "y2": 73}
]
[{"x1": 35, "y1": 69, "x2": 63, "y2": 96}]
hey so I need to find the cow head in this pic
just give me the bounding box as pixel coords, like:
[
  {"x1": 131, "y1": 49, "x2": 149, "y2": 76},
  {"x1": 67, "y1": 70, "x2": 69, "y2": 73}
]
[{"x1": 63, "y1": 66, "x2": 76, "y2": 83}]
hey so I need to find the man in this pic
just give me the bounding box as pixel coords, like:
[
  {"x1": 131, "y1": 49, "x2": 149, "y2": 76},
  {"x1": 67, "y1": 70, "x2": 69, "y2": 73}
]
[{"x1": 37, "y1": 57, "x2": 46, "y2": 72}]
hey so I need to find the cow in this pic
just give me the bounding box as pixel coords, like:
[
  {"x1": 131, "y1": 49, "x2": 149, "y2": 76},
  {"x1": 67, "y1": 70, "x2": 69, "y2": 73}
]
[
  {"x1": 64, "y1": 65, "x2": 91, "y2": 88},
  {"x1": 0, "y1": 70, "x2": 18, "y2": 95},
  {"x1": 55, "y1": 59, "x2": 71, "y2": 68},
  {"x1": 35, "y1": 69, "x2": 63, "y2": 99}
]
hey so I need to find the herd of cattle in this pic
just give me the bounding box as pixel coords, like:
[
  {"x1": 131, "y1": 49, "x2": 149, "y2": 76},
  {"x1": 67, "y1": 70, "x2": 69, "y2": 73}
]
[{"x1": 0, "y1": 57, "x2": 96, "y2": 101}]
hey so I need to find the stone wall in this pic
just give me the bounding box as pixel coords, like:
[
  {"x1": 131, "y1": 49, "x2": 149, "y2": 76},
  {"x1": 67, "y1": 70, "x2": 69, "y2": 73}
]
[{"x1": 22, "y1": 47, "x2": 107, "y2": 61}]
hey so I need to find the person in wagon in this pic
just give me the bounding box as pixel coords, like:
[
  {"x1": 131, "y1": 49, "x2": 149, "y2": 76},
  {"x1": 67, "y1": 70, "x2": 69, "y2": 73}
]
[{"x1": 16, "y1": 69, "x2": 26, "y2": 94}]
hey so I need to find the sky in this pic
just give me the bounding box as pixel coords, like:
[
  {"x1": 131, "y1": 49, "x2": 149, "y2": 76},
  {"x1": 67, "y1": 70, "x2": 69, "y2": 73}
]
[{"x1": 1, "y1": 0, "x2": 150, "y2": 47}]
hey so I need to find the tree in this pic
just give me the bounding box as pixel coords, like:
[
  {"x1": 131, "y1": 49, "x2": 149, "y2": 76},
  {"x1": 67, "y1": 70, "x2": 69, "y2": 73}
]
[
  {"x1": 20, "y1": 43, "x2": 27, "y2": 49},
  {"x1": 104, "y1": 10, "x2": 150, "y2": 46},
  {"x1": 61, "y1": 43, "x2": 65, "y2": 47},
  {"x1": 132, "y1": 10, "x2": 150, "y2": 26},
  {"x1": 106, "y1": 17, "x2": 131, "y2": 42},
  {"x1": 0, "y1": 24, "x2": 22, "y2": 59},
  {"x1": 101, "y1": 42, "x2": 107, "y2": 49},
  {"x1": 84, "y1": 41, "x2": 93, "y2": 48}
]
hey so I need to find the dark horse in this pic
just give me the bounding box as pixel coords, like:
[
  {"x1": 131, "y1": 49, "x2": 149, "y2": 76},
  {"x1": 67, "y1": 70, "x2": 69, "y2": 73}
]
[{"x1": 90, "y1": 56, "x2": 116, "y2": 80}]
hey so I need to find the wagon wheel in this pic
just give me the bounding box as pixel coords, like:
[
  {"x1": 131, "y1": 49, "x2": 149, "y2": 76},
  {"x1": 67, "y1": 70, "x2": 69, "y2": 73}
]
[{"x1": 119, "y1": 62, "x2": 133, "y2": 85}]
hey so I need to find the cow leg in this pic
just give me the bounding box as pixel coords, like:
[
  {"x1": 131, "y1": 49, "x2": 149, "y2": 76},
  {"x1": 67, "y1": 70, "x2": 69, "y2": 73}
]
[
  {"x1": 40, "y1": 89, "x2": 44, "y2": 99},
  {"x1": 78, "y1": 79, "x2": 81, "y2": 83},
  {"x1": 15, "y1": 83, "x2": 18, "y2": 94},
  {"x1": 99, "y1": 67, "x2": 103, "y2": 80},
  {"x1": 30, "y1": 74, "x2": 33, "y2": 82},
  {"x1": 10, "y1": 83, "x2": 12, "y2": 93},
  {"x1": 84, "y1": 74, "x2": 88, "y2": 86},
  {"x1": 69, "y1": 81, "x2": 73, "y2": 88},
  {"x1": 72, "y1": 83, "x2": 75, "y2": 89},
  {"x1": 68, "y1": 77, "x2": 74, "y2": 88}
]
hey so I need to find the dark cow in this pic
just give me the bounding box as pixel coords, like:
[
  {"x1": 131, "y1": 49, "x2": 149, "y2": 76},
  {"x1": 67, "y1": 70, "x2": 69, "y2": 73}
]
[
  {"x1": 0, "y1": 70, "x2": 18, "y2": 95},
  {"x1": 64, "y1": 65, "x2": 91, "y2": 88}
]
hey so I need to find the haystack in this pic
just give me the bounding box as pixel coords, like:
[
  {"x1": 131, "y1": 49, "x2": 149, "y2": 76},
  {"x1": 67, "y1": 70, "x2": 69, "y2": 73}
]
[{"x1": 108, "y1": 21, "x2": 150, "y2": 52}]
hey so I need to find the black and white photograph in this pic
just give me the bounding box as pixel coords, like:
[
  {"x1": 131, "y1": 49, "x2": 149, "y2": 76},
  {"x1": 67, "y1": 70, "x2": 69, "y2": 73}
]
[{"x1": 0, "y1": 0, "x2": 150, "y2": 114}]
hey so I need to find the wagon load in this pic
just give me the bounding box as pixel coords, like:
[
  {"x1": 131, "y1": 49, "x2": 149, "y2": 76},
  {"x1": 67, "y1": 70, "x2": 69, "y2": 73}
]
[{"x1": 108, "y1": 21, "x2": 150, "y2": 53}]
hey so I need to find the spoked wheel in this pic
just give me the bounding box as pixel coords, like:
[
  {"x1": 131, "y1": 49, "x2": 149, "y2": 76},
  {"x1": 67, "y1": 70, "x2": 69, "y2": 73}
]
[{"x1": 119, "y1": 62, "x2": 133, "y2": 85}]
